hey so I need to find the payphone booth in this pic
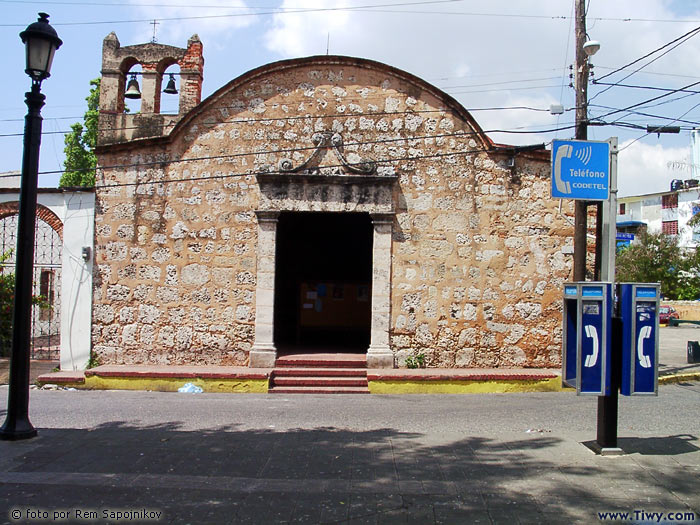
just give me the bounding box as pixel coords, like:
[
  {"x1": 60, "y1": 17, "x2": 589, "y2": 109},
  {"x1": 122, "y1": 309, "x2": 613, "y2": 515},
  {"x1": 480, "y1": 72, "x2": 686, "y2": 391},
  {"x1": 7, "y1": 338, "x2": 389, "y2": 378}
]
[
  {"x1": 563, "y1": 282, "x2": 613, "y2": 395},
  {"x1": 619, "y1": 283, "x2": 660, "y2": 396}
]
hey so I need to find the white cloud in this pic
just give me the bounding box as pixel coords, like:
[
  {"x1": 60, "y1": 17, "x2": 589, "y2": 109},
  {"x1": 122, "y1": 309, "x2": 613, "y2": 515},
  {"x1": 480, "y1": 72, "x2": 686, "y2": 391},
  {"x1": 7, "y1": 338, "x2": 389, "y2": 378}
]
[
  {"x1": 617, "y1": 140, "x2": 690, "y2": 197},
  {"x1": 127, "y1": 0, "x2": 256, "y2": 46},
  {"x1": 265, "y1": 0, "x2": 352, "y2": 57}
]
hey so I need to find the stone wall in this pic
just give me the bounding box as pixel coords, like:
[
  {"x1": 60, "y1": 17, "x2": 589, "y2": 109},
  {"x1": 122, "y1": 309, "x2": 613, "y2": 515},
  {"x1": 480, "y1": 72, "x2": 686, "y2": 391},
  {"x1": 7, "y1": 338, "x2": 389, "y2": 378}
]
[
  {"x1": 93, "y1": 55, "x2": 573, "y2": 368},
  {"x1": 664, "y1": 301, "x2": 700, "y2": 321}
]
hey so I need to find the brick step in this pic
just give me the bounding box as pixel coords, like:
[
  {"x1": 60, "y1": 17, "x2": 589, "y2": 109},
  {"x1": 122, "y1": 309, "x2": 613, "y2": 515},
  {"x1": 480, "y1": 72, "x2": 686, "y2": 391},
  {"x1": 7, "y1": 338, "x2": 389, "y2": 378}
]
[
  {"x1": 272, "y1": 367, "x2": 367, "y2": 377},
  {"x1": 269, "y1": 385, "x2": 370, "y2": 394},
  {"x1": 275, "y1": 355, "x2": 367, "y2": 368},
  {"x1": 272, "y1": 376, "x2": 368, "y2": 387}
]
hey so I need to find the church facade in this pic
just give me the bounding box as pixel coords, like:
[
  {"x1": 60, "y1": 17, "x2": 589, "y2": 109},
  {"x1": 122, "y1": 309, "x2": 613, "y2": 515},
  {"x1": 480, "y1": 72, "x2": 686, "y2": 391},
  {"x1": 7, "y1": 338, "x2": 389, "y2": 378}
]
[{"x1": 92, "y1": 33, "x2": 573, "y2": 369}]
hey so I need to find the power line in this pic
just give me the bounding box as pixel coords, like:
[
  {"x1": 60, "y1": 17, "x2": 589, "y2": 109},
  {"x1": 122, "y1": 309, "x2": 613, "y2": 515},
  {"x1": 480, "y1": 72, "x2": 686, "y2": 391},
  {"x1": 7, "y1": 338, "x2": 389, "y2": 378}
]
[
  {"x1": 634, "y1": 91, "x2": 699, "y2": 110},
  {"x1": 590, "y1": 79, "x2": 700, "y2": 122},
  {"x1": 589, "y1": 103, "x2": 700, "y2": 127},
  {"x1": 446, "y1": 84, "x2": 565, "y2": 95},
  {"x1": 427, "y1": 67, "x2": 561, "y2": 82},
  {"x1": 29, "y1": 123, "x2": 575, "y2": 178},
  {"x1": 595, "y1": 25, "x2": 700, "y2": 83},
  {"x1": 0, "y1": 104, "x2": 562, "y2": 136},
  {"x1": 619, "y1": 99, "x2": 700, "y2": 152},
  {"x1": 437, "y1": 76, "x2": 562, "y2": 90},
  {"x1": 595, "y1": 65, "x2": 700, "y2": 81},
  {"x1": 2, "y1": 3, "x2": 699, "y2": 25},
  {"x1": 0, "y1": 1, "x2": 518, "y2": 27},
  {"x1": 592, "y1": 81, "x2": 700, "y2": 96},
  {"x1": 589, "y1": 25, "x2": 700, "y2": 105}
]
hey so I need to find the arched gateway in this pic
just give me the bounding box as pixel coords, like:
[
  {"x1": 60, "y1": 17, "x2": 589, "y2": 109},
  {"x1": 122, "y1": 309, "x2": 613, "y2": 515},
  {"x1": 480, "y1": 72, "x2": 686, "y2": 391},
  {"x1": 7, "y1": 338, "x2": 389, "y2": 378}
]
[{"x1": 93, "y1": 36, "x2": 573, "y2": 370}]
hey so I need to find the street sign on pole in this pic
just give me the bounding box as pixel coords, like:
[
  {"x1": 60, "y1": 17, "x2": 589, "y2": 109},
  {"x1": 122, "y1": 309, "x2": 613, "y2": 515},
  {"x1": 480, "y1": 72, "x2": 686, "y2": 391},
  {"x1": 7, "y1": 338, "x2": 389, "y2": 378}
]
[{"x1": 551, "y1": 139, "x2": 610, "y2": 200}]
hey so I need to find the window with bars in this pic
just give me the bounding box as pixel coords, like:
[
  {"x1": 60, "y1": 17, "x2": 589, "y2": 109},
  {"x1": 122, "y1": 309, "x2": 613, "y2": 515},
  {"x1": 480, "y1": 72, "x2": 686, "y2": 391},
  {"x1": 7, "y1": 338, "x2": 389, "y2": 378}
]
[
  {"x1": 662, "y1": 193, "x2": 678, "y2": 209},
  {"x1": 39, "y1": 270, "x2": 54, "y2": 321},
  {"x1": 662, "y1": 220, "x2": 679, "y2": 235}
]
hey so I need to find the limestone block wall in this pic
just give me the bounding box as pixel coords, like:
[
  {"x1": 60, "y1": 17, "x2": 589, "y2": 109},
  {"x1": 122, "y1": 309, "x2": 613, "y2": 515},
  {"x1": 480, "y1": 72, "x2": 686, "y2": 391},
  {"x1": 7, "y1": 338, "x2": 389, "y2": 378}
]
[
  {"x1": 93, "y1": 56, "x2": 573, "y2": 368},
  {"x1": 390, "y1": 156, "x2": 573, "y2": 368}
]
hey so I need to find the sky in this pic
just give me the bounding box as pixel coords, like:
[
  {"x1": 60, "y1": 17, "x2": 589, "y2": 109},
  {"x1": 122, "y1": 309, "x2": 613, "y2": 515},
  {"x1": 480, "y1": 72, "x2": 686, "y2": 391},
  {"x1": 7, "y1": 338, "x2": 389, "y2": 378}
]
[{"x1": 2, "y1": 0, "x2": 700, "y2": 196}]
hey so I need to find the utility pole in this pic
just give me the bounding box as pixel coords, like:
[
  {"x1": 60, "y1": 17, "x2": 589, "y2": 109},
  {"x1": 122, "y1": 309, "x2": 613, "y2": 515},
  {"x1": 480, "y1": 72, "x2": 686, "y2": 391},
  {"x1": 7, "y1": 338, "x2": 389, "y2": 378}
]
[{"x1": 573, "y1": 0, "x2": 589, "y2": 282}]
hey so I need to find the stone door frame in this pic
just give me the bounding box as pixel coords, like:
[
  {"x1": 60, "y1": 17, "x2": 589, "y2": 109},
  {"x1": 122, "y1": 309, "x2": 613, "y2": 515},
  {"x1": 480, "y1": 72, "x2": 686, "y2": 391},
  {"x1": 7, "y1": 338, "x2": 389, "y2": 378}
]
[{"x1": 249, "y1": 173, "x2": 396, "y2": 369}]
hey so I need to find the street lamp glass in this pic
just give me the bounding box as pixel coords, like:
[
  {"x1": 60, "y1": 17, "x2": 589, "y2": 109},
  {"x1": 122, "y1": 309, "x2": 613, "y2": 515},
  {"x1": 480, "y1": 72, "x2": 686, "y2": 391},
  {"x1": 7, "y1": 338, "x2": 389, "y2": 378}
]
[
  {"x1": 19, "y1": 13, "x2": 62, "y2": 82},
  {"x1": 583, "y1": 40, "x2": 601, "y2": 57}
]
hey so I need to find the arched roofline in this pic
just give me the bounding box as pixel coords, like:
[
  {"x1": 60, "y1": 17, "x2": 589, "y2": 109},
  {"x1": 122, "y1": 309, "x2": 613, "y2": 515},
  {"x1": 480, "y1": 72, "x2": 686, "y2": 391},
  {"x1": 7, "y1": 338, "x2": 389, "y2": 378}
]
[
  {"x1": 0, "y1": 202, "x2": 63, "y2": 240},
  {"x1": 96, "y1": 55, "x2": 498, "y2": 154},
  {"x1": 171, "y1": 55, "x2": 494, "y2": 150}
]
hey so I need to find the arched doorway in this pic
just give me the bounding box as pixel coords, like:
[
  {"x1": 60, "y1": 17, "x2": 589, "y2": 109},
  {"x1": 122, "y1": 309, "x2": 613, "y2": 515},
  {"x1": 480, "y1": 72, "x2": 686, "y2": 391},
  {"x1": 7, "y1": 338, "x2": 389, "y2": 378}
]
[{"x1": 0, "y1": 205, "x2": 62, "y2": 360}]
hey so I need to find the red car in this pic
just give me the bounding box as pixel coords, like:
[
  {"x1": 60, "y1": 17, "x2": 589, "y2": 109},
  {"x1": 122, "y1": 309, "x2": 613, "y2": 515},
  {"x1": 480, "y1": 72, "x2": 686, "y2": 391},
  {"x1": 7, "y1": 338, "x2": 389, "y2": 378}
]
[{"x1": 659, "y1": 305, "x2": 680, "y2": 324}]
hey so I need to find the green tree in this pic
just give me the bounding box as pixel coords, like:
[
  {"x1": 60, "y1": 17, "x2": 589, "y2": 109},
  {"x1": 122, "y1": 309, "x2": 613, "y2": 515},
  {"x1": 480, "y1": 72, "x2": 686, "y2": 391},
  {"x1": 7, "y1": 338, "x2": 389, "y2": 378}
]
[
  {"x1": 0, "y1": 251, "x2": 50, "y2": 357},
  {"x1": 60, "y1": 78, "x2": 100, "y2": 187},
  {"x1": 615, "y1": 231, "x2": 700, "y2": 300}
]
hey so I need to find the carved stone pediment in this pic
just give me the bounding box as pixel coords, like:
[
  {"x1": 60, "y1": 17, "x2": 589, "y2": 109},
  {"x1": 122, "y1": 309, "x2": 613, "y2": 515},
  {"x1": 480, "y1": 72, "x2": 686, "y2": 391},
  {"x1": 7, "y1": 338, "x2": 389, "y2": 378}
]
[
  {"x1": 275, "y1": 132, "x2": 378, "y2": 176},
  {"x1": 256, "y1": 131, "x2": 396, "y2": 213}
]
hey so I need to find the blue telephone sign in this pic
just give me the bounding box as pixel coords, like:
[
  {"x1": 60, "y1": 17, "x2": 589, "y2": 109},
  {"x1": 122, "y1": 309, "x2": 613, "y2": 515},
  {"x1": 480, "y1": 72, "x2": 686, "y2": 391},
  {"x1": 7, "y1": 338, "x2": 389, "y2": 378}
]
[
  {"x1": 551, "y1": 140, "x2": 610, "y2": 200},
  {"x1": 619, "y1": 284, "x2": 659, "y2": 396}
]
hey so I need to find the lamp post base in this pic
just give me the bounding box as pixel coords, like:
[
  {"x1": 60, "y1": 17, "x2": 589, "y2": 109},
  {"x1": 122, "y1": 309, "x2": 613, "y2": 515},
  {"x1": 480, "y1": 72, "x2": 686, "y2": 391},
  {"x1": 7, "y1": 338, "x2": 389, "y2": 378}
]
[{"x1": 0, "y1": 420, "x2": 38, "y2": 441}]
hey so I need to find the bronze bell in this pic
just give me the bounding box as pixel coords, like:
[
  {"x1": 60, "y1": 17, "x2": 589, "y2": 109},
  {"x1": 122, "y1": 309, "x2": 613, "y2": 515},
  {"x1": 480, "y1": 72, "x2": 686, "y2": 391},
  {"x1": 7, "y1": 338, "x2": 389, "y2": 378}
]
[
  {"x1": 124, "y1": 74, "x2": 141, "y2": 99},
  {"x1": 163, "y1": 74, "x2": 178, "y2": 95}
]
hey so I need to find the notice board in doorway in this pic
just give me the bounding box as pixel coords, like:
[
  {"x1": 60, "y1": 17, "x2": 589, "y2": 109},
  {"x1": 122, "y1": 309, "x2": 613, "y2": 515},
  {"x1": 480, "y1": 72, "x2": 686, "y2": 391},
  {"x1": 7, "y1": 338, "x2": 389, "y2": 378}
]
[{"x1": 299, "y1": 281, "x2": 370, "y2": 329}]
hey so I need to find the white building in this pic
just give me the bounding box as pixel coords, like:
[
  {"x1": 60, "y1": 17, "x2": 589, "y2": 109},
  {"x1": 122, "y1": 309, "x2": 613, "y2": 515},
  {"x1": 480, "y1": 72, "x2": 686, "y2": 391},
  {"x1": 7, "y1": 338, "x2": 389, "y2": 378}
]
[
  {"x1": 0, "y1": 177, "x2": 95, "y2": 371},
  {"x1": 617, "y1": 180, "x2": 700, "y2": 248}
]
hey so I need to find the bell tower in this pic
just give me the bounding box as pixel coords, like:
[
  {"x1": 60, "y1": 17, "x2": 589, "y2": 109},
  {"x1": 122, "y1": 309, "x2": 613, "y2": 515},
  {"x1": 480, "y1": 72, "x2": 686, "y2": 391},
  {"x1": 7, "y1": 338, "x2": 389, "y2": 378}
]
[{"x1": 97, "y1": 32, "x2": 204, "y2": 146}]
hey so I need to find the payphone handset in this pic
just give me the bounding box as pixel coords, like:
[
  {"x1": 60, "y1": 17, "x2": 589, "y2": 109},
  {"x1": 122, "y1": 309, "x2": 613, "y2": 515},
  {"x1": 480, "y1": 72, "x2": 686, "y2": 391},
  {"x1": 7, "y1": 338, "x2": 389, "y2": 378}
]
[
  {"x1": 637, "y1": 325, "x2": 652, "y2": 369},
  {"x1": 584, "y1": 325, "x2": 599, "y2": 368}
]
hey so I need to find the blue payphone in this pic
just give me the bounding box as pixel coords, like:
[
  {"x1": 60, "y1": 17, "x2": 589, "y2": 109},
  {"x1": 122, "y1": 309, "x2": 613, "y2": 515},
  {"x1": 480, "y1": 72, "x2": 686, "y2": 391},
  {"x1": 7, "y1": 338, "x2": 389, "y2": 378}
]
[
  {"x1": 562, "y1": 282, "x2": 613, "y2": 395},
  {"x1": 619, "y1": 283, "x2": 660, "y2": 396}
]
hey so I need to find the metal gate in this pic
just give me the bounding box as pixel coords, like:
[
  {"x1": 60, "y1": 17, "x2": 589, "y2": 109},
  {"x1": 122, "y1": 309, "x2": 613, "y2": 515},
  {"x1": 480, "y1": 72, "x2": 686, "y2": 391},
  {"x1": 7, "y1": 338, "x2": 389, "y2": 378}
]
[{"x1": 0, "y1": 214, "x2": 62, "y2": 360}]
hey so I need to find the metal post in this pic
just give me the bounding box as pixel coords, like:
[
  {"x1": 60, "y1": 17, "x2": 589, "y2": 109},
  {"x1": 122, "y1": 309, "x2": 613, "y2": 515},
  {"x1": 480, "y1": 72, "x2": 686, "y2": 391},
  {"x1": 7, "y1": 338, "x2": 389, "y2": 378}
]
[
  {"x1": 596, "y1": 141, "x2": 621, "y2": 454},
  {"x1": 600, "y1": 138, "x2": 618, "y2": 282},
  {"x1": 0, "y1": 83, "x2": 45, "y2": 441},
  {"x1": 596, "y1": 316, "x2": 622, "y2": 453}
]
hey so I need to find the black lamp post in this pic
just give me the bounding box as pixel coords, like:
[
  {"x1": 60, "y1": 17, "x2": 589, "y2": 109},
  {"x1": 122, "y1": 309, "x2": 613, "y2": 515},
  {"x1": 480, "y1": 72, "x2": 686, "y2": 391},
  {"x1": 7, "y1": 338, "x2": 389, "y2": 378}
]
[{"x1": 0, "y1": 13, "x2": 61, "y2": 441}]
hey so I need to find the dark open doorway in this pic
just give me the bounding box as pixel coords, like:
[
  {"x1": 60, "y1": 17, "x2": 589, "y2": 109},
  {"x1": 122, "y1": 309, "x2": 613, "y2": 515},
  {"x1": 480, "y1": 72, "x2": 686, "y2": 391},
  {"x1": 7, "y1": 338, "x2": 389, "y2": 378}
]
[{"x1": 274, "y1": 212, "x2": 373, "y2": 352}]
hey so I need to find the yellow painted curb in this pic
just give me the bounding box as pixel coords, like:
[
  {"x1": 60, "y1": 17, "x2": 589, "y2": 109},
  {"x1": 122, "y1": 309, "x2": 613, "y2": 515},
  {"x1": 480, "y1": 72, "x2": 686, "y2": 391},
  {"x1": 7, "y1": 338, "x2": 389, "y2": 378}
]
[
  {"x1": 82, "y1": 375, "x2": 269, "y2": 393},
  {"x1": 659, "y1": 372, "x2": 700, "y2": 385},
  {"x1": 368, "y1": 377, "x2": 566, "y2": 394}
]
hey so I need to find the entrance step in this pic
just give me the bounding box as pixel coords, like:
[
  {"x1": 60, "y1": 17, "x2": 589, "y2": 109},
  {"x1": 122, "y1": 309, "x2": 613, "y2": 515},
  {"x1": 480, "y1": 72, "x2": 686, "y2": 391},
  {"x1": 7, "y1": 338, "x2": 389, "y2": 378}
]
[
  {"x1": 275, "y1": 353, "x2": 367, "y2": 369},
  {"x1": 273, "y1": 367, "x2": 366, "y2": 377},
  {"x1": 269, "y1": 386, "x2": 370, "y2": 394},
  {"x1": 270, "y1": 353, "x2": 368, "y2": 393},
  {"x1": 273, "y1": 376, "x2": 368, "y2": 387}
]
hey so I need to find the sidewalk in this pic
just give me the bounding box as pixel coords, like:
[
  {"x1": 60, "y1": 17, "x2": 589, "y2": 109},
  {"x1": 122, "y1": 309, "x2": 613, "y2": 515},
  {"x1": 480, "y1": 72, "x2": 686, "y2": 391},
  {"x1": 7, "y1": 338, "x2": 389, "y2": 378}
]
[{"x1": 0, "y1": 386, "x2": 698, "y2": 523}]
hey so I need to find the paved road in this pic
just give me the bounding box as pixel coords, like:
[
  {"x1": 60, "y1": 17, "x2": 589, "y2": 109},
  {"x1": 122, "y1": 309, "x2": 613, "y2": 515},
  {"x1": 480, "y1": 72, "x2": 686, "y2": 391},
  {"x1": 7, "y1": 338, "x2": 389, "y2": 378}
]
[
  {"x1": 659, "y1": 325, "x2": 700, "y2": 375},
  {"x1": 0, "y1": 383, "x2": 698, "y2": 524}
]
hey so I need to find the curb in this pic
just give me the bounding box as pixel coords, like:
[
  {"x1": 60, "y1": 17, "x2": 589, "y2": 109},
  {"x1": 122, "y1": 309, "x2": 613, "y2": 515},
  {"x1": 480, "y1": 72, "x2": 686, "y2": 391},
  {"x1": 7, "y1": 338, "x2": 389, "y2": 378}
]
[
  {"x1": 658, "y1": 372, "x2": 700, "y2": 385},
  {"x1": 34, "y1": 368, "x2": 697, "y2": 394}
]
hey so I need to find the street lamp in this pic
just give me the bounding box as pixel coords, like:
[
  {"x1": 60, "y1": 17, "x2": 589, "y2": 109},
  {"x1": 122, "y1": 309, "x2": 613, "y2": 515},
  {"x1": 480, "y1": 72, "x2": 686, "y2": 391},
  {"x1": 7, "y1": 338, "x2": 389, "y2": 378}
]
[{"x1": 0, "y1": 13, "x2": 61, "y2": 441}]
